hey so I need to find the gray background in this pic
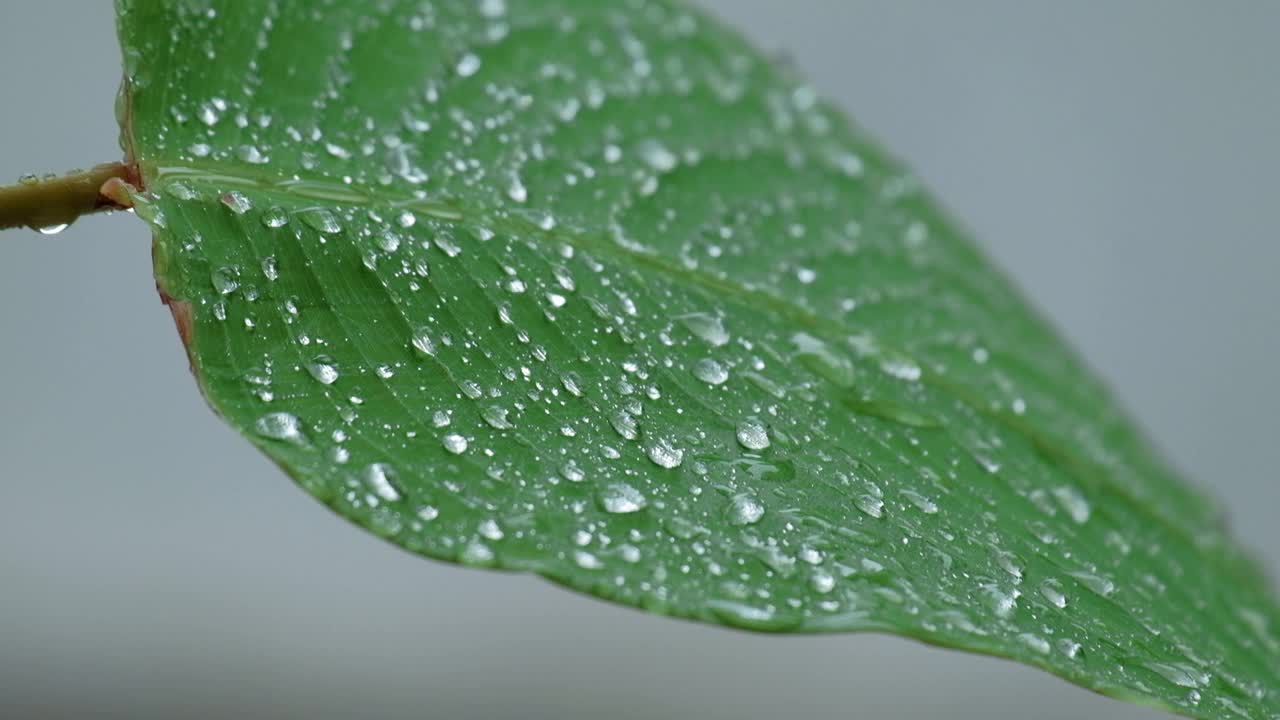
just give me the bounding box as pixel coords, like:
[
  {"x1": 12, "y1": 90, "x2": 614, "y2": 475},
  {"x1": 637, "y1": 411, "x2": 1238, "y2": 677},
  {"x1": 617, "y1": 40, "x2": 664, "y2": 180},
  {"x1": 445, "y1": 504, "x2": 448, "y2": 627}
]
[{"x1": 1, "y1": 2, "x2": 1276, "y2": 718}]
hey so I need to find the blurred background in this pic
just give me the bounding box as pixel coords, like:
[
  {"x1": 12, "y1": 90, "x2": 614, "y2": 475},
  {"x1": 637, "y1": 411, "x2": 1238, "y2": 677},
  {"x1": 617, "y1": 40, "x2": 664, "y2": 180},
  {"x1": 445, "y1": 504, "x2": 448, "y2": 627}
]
[{"x1": 2, "y1": 2, "x2": 1277, "y2": 718}]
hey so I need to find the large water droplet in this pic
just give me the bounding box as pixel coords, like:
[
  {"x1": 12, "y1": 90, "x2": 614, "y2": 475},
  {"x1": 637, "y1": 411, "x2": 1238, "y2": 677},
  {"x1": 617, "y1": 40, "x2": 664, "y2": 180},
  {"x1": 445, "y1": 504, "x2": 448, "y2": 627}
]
[
  {"x1": 1052, "y1": 485, "x2": 1091, "y2": 524},
  {"x1": 211, "y1": 267, "x2": 240, "y2": 295},
  {"x1": 735, "y1": 419, "x2": 770, "y2": 450},
  {"x1": 255, "y1": 412, "x2": 306, "y2": 444},
  {"x1": 299, "y1": 208, "x2": 342, "y2": 234},
  {"x1": 678, "y1": 312, "x2": 730, "y2": 347},
  {"x1": 363, "y1": 463, "x2": 402, "y2": 502},
  {"x1": 598, "y1": 483, "x2": 647, "y2": 514},
  {"x1": 442, "y1": 433, "x2": 468, "y2": 454},
  {"x1": 261, "y1": 206, "x2": 290, "y2": 228},
  {"x1": 1039, "y1": 578, "x2": 1068, "y2": 609},
  {"x1": 792, "y1": 332, "x2": 854, "y2": 387},
  {"x1": 692, "y1": 358, "x2": 729, "y2": 385},
  {"x1": 646, "y1": 439, "x2": 684, "y2": 469},
  {"x1": 482, "y1": 405, "x2": 514, "y2": 430},
  {"x1": 411, "y1": 327, "x2": 437, "y2": 356},
  {"x1": 220, "y1": 191, "x2": 253, "y2": 215},
  {"x1": 307, "y1": 355, "x2": 340, "y2": 385},
  {"x1": 727, "y1": 494, "x2": 765, "y2": 525}
]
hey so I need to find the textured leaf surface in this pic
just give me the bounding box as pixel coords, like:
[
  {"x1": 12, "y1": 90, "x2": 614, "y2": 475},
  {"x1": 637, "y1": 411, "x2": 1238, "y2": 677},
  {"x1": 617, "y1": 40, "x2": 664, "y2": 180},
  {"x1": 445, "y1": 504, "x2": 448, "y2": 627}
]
[{"x1": 115, "y1": 1, "x2": 1279, "y2": 716}]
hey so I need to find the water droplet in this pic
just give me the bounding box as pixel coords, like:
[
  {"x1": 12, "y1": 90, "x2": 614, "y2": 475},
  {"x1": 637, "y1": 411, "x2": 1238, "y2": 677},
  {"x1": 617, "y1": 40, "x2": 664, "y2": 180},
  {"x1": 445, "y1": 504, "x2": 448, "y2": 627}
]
[
  {"x1": 901, "y1": 490, "x2": 938, "y2": 514},
  {"x1": 211, "y1": 267, "x2": 240, "y2": 295},
  {"x1": 411, "y1": 327, "x2": 437, "y2": 356},
  {"x1": 482, "y1": 405, "x2": 513, "y2": 430},
  {"x1": 220, "y1": 191, "x2": 253, "y2": 215},
  {"x1": 1052, "y1": 485, "x2": 1091, "y2": 524},
  {"x1": 506, "y1": 173, "x2": 528, "y2": 203},
  {"x1": 478, "y1": 518, "x2": 504, "y2": 540},
  {"x1": 646, "y1": 439, "x2": 684, "y2": 469},
  {"x1": 598, "y1": 483, "x2": 647, "y2": 514},
  {"x1": 727, "y1": 494, "x2": 765, "y2": 526},
  {"x1": 1039, "y1": 578, "x2": 1068, "y2": 608},
  {"x1": 307, "y1": 355, "x2": 340, "y2": 385},
  {"x1": 792, "y1": 332, "x2": 854, "y2": 388},
  {"x1": 460, "y1": 541, "x2": 494, "y2": 565},
  {"x1": 254, "y1": 412, "x2": 306, "y2": 444},
  {"x1": 735, "y1": 420, "x2": 770, "y2": 451},
  {"x1": 236, "y1": 144, "x2": 269, "y2": 164},
  {"x1": 574, "y1": 550, "x2": 604, "y2": 569},
  {"x1": 1144, "y1": 662, "x2": 1210, "y2": 689},
  {"x1": 610, "y1": 410, "x2": 638, "y2": 440},
  {"x1": 1068, "y1": 570, "x2": 1116, "y2": 597},
  {"x1": 37, "y1": 223, "x2": 69, "y2": 236},
  {"x1": 261, "y1": 206, "x2": 289, "y2": 228},
  {"x1": 298, "y1": 208, "x2": 342, "y2": 234},
  {"x1": 363, "y1": 463, "x2": 402, "y2": 502},
  {"x1": 638, "y1": 139, "x2": 678, "y2": 172},
  {"x1": 810, "y1": 571, "x2": 836, "y2": 594},
  {"x1": 1018, "y1": 633, "x2": 1051, "y2": 654},
  {"x1": 854, "y1": 495, "x2": 884, "y2": 519},
  {"x1": 442, "y1": 433, "x2": 468, "y2": 455},
  {"x1": 376, "y1": 230, "x2": 402, "y2": 253},
  {"x1": 677, "y1": 312, "x2": 730, "y2": 346},
  {"x1": 692, "y1": 358, "x2": 729, "y2": 385},
  {"x1": 456, "y1": 52, "x2": 482, "y2": 77}
]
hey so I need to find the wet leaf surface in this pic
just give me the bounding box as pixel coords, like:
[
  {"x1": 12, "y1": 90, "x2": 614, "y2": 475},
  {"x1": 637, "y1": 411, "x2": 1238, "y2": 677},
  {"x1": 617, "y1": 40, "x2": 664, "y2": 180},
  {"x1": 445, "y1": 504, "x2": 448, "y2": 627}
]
[{"x1": 115, "y1": 2, "x2": 1279, "y2": 716}]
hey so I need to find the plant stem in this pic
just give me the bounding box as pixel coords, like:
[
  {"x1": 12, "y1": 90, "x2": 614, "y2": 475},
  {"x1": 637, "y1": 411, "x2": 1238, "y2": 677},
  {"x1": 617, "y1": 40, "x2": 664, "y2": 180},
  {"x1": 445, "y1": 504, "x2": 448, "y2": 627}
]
[{"x1": 0, "y1": 163, "x2": 133, "y2": 233}]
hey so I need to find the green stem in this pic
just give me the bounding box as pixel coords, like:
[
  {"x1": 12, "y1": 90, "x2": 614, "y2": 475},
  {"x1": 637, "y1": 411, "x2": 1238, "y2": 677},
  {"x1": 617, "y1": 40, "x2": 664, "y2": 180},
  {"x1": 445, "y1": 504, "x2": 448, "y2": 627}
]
[{"x1": 0, "y1": 163, "x2": 132, "y2": 232}]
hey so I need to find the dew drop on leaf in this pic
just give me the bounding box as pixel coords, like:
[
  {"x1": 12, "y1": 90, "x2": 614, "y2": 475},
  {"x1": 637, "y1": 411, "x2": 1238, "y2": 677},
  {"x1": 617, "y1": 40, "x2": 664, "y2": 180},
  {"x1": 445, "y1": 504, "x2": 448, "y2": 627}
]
[
  {"x1": 598, "y1": 483, "x2": 647, "y2": 514},
  {"x1": 727, "y1": 494, "x2": 765, "y2": 526},
  {"x1": 254, "y1": 412, "x2": 306, "y2": 444},
  {"x1": 646, "y1": 439, "x2": 684, "y2": 469},
  {"x1": 735, "y1": 419, "x2": 770, "y2": 450},
  {"x1": 442, "y1": 433, "x2": 468, "y2": 455}
]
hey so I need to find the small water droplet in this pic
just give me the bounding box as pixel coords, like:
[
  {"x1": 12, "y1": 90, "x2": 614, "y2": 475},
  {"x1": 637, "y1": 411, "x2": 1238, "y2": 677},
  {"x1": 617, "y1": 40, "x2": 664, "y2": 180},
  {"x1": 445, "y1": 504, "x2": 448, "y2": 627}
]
[{"x1": 37, "y1": 223, "x2": 69, "y2": 235}]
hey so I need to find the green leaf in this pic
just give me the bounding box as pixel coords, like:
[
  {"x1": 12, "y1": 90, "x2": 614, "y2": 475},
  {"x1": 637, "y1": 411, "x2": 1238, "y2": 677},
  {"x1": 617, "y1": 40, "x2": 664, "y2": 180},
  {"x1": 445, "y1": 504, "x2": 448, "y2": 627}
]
[{"x1": 114, "y1": 1, "x2": 1278, "y2": 716}]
